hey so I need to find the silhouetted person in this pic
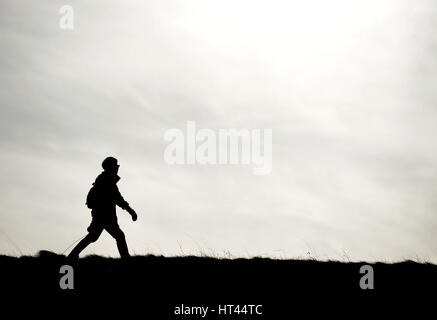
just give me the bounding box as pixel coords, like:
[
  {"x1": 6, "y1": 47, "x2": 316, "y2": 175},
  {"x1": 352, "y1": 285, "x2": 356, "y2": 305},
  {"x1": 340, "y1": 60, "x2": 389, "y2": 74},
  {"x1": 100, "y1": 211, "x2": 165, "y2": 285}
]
[{"x1": 68, "y1": 156, "x2": 138, "y2": 259}]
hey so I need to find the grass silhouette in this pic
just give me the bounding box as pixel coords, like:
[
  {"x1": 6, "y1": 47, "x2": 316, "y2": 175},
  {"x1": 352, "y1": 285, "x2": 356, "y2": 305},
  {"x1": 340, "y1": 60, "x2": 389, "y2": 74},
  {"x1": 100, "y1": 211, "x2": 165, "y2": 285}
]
[{"x1": 1, "y1": 250, "x2": 435, "y2": 317}]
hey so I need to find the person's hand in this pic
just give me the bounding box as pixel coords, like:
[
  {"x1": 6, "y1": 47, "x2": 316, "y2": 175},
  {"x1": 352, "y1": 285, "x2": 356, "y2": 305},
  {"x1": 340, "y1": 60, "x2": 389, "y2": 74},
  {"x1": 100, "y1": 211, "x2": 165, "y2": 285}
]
[{"x1": 131, "y1": 211, "x2": 138, "y2": 222}]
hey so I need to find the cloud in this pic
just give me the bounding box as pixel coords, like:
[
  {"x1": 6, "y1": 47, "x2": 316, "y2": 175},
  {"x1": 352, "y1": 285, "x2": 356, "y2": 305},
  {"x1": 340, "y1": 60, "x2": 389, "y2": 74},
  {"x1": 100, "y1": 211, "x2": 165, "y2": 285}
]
[{"x1": 0, "y1": 0, "x2": 436, "y2": 262}]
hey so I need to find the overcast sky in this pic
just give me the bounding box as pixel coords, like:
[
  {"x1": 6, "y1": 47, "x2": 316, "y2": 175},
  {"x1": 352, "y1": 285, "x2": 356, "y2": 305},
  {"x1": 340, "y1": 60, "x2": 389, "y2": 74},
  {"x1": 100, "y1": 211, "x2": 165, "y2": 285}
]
[{"x1": 1, "y1": 0, "x2": 436, "y2": 262}]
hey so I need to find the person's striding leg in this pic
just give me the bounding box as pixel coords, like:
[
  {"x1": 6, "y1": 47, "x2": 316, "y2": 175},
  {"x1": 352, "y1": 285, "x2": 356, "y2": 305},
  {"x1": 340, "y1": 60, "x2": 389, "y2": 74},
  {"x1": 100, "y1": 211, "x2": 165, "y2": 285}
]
[
  {"x1": 105, "y1": 222, "x2": 130, "y2": 259},
  {"x1": 67, "y1": 220, "x2": 104, "y2": 259}
]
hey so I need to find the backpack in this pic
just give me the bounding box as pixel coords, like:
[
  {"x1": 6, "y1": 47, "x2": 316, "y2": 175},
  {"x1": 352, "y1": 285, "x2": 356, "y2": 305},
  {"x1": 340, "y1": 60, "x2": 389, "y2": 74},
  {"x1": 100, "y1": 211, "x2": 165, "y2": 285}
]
[{"x1": 86, "y1": 183, "x2": 98, "y2": 209}]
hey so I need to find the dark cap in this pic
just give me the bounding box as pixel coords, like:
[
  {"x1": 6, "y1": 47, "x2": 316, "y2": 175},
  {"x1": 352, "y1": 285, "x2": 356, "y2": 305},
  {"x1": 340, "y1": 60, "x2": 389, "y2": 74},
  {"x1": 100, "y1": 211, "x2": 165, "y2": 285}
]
[{"x1": 102, "y1": 156, "x2": 118, "y2": 171}]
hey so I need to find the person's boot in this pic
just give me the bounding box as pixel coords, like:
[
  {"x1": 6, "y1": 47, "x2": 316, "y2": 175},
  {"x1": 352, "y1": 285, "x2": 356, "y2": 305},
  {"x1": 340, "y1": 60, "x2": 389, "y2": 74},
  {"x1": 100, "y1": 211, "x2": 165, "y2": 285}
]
[{"x1": 67, "y1": 236, "x2": 92, "y2": 260}]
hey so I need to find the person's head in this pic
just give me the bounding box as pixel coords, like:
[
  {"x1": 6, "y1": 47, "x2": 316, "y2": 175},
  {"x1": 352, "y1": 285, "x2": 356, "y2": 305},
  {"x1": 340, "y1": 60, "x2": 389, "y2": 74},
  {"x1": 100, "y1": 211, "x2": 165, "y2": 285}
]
[{"x1": 102, "y1": 156, "x2": 119, "y2": 174}]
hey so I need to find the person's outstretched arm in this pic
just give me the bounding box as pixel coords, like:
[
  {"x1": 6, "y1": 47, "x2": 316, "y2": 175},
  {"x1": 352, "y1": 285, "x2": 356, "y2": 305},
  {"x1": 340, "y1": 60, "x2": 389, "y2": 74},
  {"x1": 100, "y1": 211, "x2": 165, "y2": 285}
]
[{"x1": 115, "y1": 186, "x2": 138, "y2": 221}]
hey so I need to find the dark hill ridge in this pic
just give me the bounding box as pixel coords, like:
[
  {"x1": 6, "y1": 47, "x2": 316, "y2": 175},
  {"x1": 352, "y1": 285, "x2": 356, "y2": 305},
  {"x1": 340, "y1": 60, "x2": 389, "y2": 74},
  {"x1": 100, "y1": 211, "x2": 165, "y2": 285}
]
[{"x1": 1, "y1": 251, "x2": 435, "y2": 317}]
